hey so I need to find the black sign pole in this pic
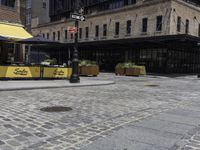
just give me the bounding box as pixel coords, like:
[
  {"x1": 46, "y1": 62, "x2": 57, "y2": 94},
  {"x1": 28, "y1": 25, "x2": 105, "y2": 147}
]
[{"x1": 70, "y1": 0, "x2": 80, "y2": 83}]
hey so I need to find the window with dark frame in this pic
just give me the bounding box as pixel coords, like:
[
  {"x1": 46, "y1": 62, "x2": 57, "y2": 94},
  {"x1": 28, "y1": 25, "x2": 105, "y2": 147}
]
[
  {"x1": 79, "y1": 28, "x2": 82, "y2": 39},
  {"x1": 1, "y1": 0, "x2": 15, "y2": 8},
  {"x1": 57, "y1": 31, "x2": 60, "y2": 40},
  {"x1": 53, "y1": 32, "x2": 56, "y2": 40},
  {"x1": 185, "y1": 19, "x2": 189, "y2": 34},
  {"x1": 95, "y1": 25, "x2": 99, "y2": 37},
  {"x1": 115, "y1": 22, "x2": 120, "y2": 35},
  {"x1": 103, "y1": 24, "x2": 107, "y2": 36},
  {"x1": 47, "y1": 33, "x2": 49, "y2": 39},
  {"x1": 85, "y1": 27, "x2": 89, "y2": 38},
  {"x1": 156, "y1": 16, "x2": 162, "y2": 31},
  {"x1": 142, "y1": 18, "x2": 148, "y2": 32},
  {"x1": 126, "y1": 20, "x2": 131, "y2": 34},
  {"x1": 65, "y1": 30, "x2": 67, "y2": 39},
  {"x1": 177, "y1": 16, "x2": 181, "y2": 32},
  {"x1": 42, "y1": 0, "x2": 46, "y2": 8},
  {"x1": 198, "y1": 24, "x2": 200, "y2": 37},
  {"x1": 70, "y1": 33, "x2": 74, "y2": 39}
]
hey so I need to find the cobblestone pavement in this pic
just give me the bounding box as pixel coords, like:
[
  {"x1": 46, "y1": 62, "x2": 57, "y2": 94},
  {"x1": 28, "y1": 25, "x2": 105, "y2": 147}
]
[{"x1": 0, "y1": 73, "x2": 200, "y2": 150}]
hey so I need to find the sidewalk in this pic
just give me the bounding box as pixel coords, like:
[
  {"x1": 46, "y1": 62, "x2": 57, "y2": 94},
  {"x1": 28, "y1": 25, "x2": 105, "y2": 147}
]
[
  {"x1": 81, "y1": 106, "x2": 200, "y2": 150},
  {"x1": 0, "y1": 78, "x2": 115, "y2": 91}
]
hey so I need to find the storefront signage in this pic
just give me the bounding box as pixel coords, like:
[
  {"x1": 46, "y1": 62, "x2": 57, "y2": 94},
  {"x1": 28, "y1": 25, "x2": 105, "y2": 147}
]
[
  {"x1": 0, "y1": 66, "x2": 40, "y2": 78},
  {"x1": 43, "y1": 67, "x2": 72, "y2": 78}
]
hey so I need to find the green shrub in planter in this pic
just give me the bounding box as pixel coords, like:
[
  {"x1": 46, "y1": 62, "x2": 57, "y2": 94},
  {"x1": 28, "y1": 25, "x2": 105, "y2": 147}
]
[
  {"x1": 79, "y1": 60, "x2": 99, "y2": 76},
  {"x1": 43, "y1": 58, "x2": 57, "y2": 65}
]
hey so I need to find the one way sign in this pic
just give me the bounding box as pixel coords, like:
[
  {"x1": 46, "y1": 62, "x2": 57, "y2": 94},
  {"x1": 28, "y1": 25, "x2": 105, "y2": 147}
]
[{"x1": 71, "y1": 14, "x2": 86, "y2": 21}]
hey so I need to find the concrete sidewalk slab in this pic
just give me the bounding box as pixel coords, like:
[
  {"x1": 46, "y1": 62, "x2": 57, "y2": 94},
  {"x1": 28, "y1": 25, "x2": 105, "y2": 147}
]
[{"x1": 0, "y1": 78, "x2": 115, "y2": 91}]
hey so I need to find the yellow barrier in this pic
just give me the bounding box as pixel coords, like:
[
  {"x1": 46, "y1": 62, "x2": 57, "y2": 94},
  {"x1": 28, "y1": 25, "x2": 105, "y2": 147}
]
[
  {"x1": 0, "y1": 66, "x2": 40, "y2": 78},
  {"x1": 43, "y1": 67, "x2": 72, "y2": 78}
]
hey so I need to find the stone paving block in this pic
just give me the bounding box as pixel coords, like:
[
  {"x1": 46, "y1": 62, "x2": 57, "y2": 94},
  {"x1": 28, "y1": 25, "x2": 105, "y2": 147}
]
[
  {"x1": 133, "y1": 117, "x2": 194, "y2": 135},
  {"x1": 154, "y1": 113, "x2": 200, "y2": 126},
  {"x1": 6, "y1": 140, "x2": 21, "y2": 146},
  {"x1": 0, "y1": 134, "x2": 11, "y2": 140}
]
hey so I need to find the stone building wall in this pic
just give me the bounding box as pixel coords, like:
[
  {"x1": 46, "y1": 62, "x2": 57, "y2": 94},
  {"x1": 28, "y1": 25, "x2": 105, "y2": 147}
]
[
  {"x1": 32, "y1": 0, "x2": 200, "y2": 43},
  {"x1": 169, "y1": 0, "x2": 200, "y2": 36}
]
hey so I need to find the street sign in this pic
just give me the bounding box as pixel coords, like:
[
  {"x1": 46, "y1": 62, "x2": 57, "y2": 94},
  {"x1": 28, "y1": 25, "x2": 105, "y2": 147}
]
[
  {"x1": 71, "y1": 14, "x2": 86, "y2": 21},
  {"x1": 67, "y1": 26, "x2": 77, "y2": 33}
]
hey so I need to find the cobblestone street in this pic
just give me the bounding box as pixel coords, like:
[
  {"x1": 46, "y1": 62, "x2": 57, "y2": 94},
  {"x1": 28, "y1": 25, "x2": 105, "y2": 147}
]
[{"x1": 0, "y1": 73, "x2": 200, "y2": 150}]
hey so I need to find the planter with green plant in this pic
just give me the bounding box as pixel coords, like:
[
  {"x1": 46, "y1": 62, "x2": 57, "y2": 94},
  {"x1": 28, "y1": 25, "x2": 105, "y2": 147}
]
[
  {"x1": 115, "y1": 63, "x2": 125, "y2": 75},
  {"x1": 79, "y1": 60, "x2": 99, "y2": 76},
  {"x1": 115, "y1": 62, "x2": 146, "y2": 76}
]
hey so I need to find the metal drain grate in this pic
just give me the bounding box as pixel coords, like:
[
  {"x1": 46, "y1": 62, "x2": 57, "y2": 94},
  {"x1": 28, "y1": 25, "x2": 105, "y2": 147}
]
[
  {"x1": 40, "y1": 106, "x2": 72, "y2": 112},
  {"x1": 146, "y1": 84, "x2": 159, "y2": 87}
]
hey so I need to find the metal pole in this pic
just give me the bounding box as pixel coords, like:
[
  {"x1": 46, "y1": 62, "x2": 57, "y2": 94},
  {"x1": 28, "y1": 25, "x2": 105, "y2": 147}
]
[{"x1": 70, "y1": 1, "x2": 80, "y2": 83}]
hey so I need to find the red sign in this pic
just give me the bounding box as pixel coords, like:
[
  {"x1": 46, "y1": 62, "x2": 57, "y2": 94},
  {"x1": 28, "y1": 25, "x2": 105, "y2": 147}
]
[{"x1": 67, "y1": 26, "x2": 77, "y2": 33}]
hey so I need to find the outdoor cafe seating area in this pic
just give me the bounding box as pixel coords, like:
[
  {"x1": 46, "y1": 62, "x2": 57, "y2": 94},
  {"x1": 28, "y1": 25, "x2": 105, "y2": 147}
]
[{"x1": 0, "y1": 22, "x2": 72, "y2": 80}]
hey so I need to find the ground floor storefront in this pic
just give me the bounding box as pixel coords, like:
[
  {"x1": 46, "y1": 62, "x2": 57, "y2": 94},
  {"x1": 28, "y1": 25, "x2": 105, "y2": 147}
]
[{"x1": 30, "y1": 34, "x2": 200, "y2": 73}]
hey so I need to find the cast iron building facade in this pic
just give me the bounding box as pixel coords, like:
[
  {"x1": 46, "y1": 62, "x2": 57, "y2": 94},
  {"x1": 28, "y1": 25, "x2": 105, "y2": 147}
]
[{"x1": 32, "y1": 0, "x2": 200, "y2": 73}]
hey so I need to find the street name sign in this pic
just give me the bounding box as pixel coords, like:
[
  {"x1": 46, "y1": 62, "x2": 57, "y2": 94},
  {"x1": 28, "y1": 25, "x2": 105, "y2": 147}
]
[{"x1": 71, "y1": 14, "x2": 86, "y2": 21}]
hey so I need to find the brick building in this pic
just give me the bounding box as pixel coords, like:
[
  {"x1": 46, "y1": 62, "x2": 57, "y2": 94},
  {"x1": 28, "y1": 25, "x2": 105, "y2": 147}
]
[
  {"x1": 0, "y1": 0, "x2": 32, "y2": 64},
  {"x1": 32, "y1": 0, "x2": 200, "y2": 73}
]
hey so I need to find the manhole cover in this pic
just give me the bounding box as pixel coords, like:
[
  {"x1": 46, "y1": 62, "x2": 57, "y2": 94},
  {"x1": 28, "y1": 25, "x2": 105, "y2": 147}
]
[
  {"x1": 40, "y1": 106, "x2": 72, "y2": 112},
  {"x1": 146, "y1": 84, "x2": 159, "y2": 87}
]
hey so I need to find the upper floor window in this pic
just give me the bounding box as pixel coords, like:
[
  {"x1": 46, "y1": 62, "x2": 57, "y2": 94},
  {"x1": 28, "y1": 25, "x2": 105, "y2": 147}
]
[
  {"x1": 126, "y1": 20, "x2": 131, "y2": 34},
  {"x1": 42, "y1": 0, "x2": 46, "y2": 8},
  {"x1": 124, "y1": 0, "x2": 136, "y2": 5},
  {"x1": 103, "y1": 24, "x2": 107, "y2": 37},
  {"x1": 115, "y1": 22, "x2": 120, "y2": 35},
  {"x1": 57, "y1": 31, "x2": 60, "y2": 40},
  {"x1": 1, "y1": 0, "x2": 16, "y2": 8},
  {"x1": 47, "y1": 33, "x2": 49, "y2": 39},
  {"x1": 156, "y1": 16, "x2": 162, "y2": 31},
  {"x1": 79, "y1": 28, "x2": 82, "y2": 39},
  {"x1": 26, "y1": 0, "x2": 32, "y2": 9},
  {"x1": 85, "y1": 27, "x2": 89, "y2": 39},
  {"x1": 53, "y1": 32, "x2": 56, "y2": 40},
  {"x1": 65, "y1": 30, "x2": 67, "y2": 39},
  {"x1": 142, "y1": 18, "x2": 148, "y2": 32},
  {"x1": 70, "y1": 33, "x2": 73, "y2": 39},
  {"x1": 177, "y1": 16, "x2": 181, "y2": 32},
  {"x1": 198, "y1": 24, "x2": 200, "y2": 37},
  {"x1": 95, "y1": 25, "x2": 99, "y2": 37},
  {"x1": 185, "y1": 19, "x2": 189, "y2": 34}
]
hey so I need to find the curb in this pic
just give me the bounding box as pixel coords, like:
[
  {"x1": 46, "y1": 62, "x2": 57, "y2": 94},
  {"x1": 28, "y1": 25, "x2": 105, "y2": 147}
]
[{"x1": 0, "y1": 81, "x2": 115, "y2": 92}]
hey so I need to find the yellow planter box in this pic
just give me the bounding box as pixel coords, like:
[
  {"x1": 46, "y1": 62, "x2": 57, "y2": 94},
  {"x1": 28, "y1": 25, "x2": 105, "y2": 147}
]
[
  {"x1": 43, "y1": 67, "x2": 72, "y2": 78},
  {"x1": 0, "y1": 66, "x2": 40, "y2": 78}
]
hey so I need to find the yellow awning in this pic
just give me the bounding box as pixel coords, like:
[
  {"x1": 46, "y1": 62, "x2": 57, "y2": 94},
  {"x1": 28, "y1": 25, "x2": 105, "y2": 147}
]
[{"x1": 0, "y1": 22, "x2": 32, "y2": 40}]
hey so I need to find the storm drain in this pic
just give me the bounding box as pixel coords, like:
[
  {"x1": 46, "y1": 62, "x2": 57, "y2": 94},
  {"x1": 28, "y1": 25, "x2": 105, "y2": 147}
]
[
  {"x1": 40, "y1": 106, "x2": 72, "y2": 112},
  {"x1": 145, "y1": 84, "x2": 159, "y2": 87}
]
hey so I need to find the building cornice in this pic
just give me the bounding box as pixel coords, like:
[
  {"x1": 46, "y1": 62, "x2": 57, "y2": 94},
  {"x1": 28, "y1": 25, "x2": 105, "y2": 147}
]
[
  {"x1": 32, "y1": 0, "x2": 200, "y2": 30},
  {"x1": 32, "y1": 0, "x2": 171, "y2": 29}
]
